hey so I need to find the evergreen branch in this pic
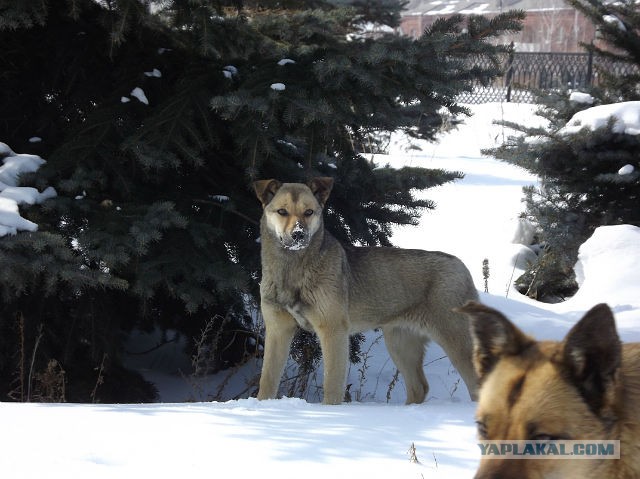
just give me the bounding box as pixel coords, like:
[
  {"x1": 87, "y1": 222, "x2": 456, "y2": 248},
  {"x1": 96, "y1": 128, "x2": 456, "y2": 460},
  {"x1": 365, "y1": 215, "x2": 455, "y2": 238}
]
[{"x1": 193, "y1": 199, "x2": 260, "y2": 226}]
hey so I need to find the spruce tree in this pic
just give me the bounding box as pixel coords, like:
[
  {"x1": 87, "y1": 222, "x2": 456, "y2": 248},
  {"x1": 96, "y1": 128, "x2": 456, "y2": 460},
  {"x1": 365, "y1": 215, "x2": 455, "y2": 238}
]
[
  {"x1": 486, "y1": 0, "x2": 640, "y2": 302},
  {"x1": 0, "y1": 0, "x2": 523, "y2": 401}
]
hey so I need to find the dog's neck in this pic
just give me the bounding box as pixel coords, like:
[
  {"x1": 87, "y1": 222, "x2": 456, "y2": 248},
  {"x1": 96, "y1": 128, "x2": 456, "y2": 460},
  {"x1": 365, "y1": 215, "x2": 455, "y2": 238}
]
[{"x1": 259, "y1": 217, "x2": 337, "y2": 308}]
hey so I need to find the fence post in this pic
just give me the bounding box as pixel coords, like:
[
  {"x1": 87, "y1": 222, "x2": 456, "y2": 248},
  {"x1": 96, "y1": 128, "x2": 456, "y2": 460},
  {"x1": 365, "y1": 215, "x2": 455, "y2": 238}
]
[{"x1": 505, "y1": 43, "x2": 515, "y2": 102}]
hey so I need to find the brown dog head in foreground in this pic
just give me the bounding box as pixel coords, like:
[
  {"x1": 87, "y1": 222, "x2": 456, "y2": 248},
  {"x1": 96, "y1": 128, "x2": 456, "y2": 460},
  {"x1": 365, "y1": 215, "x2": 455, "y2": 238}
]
[{"x1": 458, "y1": 301, "x2": 640, "y2": 479}]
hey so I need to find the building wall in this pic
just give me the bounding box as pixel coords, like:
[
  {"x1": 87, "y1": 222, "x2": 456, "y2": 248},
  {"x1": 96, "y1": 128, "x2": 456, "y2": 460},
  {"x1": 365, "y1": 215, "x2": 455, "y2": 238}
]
[{"x1": 399, "y1": 9, "x2": 597, "y2": 53}]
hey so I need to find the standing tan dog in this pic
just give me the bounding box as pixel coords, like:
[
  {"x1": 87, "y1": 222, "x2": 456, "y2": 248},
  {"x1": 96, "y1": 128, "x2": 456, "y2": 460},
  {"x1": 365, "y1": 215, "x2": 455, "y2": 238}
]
[
  {"x1": 253, "y1": 177, "x2": 479, "y2": 405},
  {"x1": 459, "y1": 301, "x2": 640, "y2": 479}
]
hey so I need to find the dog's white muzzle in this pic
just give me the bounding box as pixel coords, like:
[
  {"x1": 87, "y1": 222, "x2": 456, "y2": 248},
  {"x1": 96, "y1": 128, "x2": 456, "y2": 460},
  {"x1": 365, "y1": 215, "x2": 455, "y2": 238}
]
[{"x1": 280, "y1": 221, "x2": 309, "y2": 251}]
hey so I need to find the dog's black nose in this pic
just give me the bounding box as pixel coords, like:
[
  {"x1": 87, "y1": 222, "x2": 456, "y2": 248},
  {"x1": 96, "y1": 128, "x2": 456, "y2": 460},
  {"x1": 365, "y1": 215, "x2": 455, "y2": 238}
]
[{"x1": 291, "y1": 229, "x2": 305, "y2": 242}]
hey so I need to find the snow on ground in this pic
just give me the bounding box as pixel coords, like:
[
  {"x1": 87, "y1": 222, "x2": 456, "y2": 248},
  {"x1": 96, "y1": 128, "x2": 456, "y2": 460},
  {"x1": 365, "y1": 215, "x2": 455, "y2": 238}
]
[
  {"x1": 1, "y1": 102, "x2": 639, "y2": 478},
  {"x1": 384, "y1": 102, "x2": 545, "y2": 298}
]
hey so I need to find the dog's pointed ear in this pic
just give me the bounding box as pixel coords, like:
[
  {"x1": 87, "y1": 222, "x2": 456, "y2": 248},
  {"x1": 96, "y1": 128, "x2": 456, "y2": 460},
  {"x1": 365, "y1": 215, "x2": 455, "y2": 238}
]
[
  {"x1": 562, "y1": 303, "x2": 621, "y2": 415},
  {"x1": 308, "y1": 177, "x2": 334, "y2": 207},
  {"x1": 253, "y1": 179, "x2": 282, "y2": 208},
  {"x1": 456, "y1": 301, "x2": 534, "y2": 380}
]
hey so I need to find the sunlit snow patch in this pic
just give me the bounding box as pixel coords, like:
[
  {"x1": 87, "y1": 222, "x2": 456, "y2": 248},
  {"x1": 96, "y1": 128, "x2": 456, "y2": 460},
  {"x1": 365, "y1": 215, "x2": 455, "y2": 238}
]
[
  {"x1": 560, "y1": 101, "x2": 640, "y2": 135},
  {"x1": 0, "y1": 144, "x2": 57, "y2": 236}
]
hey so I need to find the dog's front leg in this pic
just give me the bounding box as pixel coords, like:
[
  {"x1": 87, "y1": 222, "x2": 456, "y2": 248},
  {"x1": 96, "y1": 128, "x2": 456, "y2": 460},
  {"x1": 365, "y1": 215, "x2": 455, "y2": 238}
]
[
  {"x1": 315, "y1": 316, "x2": 349, "y2": 405},
  {"x1": 257, "y1": 302, "x2": 298, "y2": 400}
]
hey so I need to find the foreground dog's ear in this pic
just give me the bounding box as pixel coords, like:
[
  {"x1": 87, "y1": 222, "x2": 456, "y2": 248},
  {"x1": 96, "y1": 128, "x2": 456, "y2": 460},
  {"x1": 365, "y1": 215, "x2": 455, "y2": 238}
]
[
  {"x1": 308, "y1": 177, "x2": 334, "y2": 207},
  {"x1": 457, "y1": 301, "x2": 534, "y2": 380},
  {"x1": 253, "y1": 179, "x2": 282, "y2": 207},
  {"x1": 562, "y1": 303, "x2": 621, "y2": 415}
]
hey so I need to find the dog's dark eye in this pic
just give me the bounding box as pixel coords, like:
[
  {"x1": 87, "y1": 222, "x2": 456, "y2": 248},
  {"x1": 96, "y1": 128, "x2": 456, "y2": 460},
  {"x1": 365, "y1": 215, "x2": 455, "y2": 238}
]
[
  {"x1": 276, "y1": 209, "x2": 288, "y2": 216},
  {"x1": 304, "y1": 209, "x2": 314, "y2": 217},
  {"x1": 476, "y1": 420, "x2": 488, "y2": 439}
]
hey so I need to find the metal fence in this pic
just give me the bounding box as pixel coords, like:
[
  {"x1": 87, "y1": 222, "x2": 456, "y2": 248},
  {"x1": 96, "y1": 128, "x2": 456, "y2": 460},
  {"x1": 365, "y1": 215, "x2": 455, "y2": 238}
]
[{"x1": 458, "y1": 51, "x2": 638, "y2": 104}]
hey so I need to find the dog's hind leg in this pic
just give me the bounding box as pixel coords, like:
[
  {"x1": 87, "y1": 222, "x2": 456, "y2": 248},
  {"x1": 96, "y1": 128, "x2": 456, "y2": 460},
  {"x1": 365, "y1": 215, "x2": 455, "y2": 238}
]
[
  {"x1": 439, "y1": 339, "x2": 478, "y2": 401},
  {"x1": 383, "y1": 326, "x2": 429, "y2": 404},
  {"x1": 425, "y1": 308, "x2": 479, "y2": 401},
  {"x1": 257, "y1": 302, "x2": 298, "y2": 400}
]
